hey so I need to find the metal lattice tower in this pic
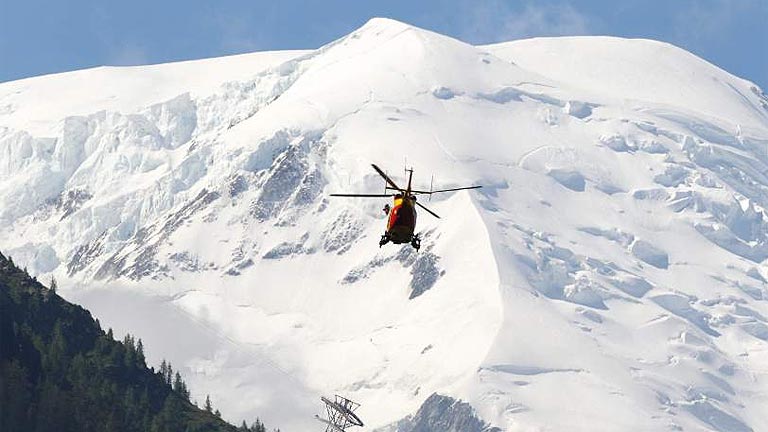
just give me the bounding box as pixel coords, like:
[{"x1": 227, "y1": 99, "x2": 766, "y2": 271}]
[{"x1": 315, "y1": 395, "x2": 364, "y2": 432}]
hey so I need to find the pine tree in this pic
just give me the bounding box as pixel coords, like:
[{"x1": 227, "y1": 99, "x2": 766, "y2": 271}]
[
  {"x1": 151, "y1": 396, "x2": 184, "y2": 432},
  {"x1": 159, "y1": 359, "x2": 168, "y2": 380},
  {"x1": 173, "y1": 371, "x2": 182, "y2": 391},
  {"x1": 49, "y1": 276, "x2": 57, "y2": 293},
  {"x1": 239, "y1": 420, "x2": 249, "y2": 431},
  {"x1": 35, "y1": 380, "x2": 72, "y2": 431},
  {"x1": 136, "y1": 339, "x2": 146, "y2": 366},
  {"x1": 123, "y1": 334, "x2": 135, "y2": 351},
  {"x1": 172, "y1": 371, "x2": 189, "y2": 400},
  {"x1": 205, "y1": 394, "x2": 213, "y2": 413},
  {"x1": 1, "y1": 360, "x2": 32, "y2": 431},
  {"x1": 138, "y1": 389, "x2": 152, "y2": 430},
  {"x1": 123, "y1": 334, "x2": 136, "y2": 367},
  {"x1": 251, "y1": 418, "x2": 266, "y2": 432},
  {"x1": 158, "y1": 359, "x2": 174, "y2": 386},
  {"x1": 46, "y1": 320, "x2": 68, "y2": 379}
]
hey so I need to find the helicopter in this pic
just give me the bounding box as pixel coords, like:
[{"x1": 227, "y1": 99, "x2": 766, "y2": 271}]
[{"x1": 331, "y1": 164, "x2": 481, "y2": 251}]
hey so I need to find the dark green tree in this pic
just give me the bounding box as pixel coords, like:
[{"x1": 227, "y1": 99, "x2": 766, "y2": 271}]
[
  {"x1": 172, "y1": 371, "x2": 190, "y2": 401},
  {"x1": 151, "y1": 396, "x2": 184, "y2": 432},
  {"x1": 136, "y1": 339, "x2": 146, "y2": 366},
  {"x1": 0, "y1": 360, "x2": 32, "y2": 430},
  {"x1": 166, "y1": 363, "x2": 173, "y2": 386},
  {"x1": 250, "y1": 418, "x2": 266, "y2": 432},
  {"x1": 159, "y1": 359, "x2": 168, "y2": 381}
]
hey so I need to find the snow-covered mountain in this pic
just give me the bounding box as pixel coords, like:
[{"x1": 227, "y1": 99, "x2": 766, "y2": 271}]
[{"x1": 3, "y1": 17, "x2": 768, "y2": 431}]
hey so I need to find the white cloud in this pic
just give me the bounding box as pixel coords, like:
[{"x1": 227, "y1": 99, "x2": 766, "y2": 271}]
[{"x1": 459, "y1": 0, "x2": 592, "y2": 44}]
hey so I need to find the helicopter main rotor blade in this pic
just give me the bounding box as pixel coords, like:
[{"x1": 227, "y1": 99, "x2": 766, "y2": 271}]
[
  {"x1": 371, "y1": 164, "x2": 405, "y2": 192},
  {"x1": 412, "y1": 185, "x2": 483, "y2": 194},
  {"x1": 330, "y1": 193, "x2": 394, "y2": 198},
  {"x1": 416, "y1": 201, "x2": 441, "y2": 219}
]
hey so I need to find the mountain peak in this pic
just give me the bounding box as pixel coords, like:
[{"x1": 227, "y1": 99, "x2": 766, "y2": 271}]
[
  {"x1": 345, "y1": 17, "x2": 451, "y2": 47},
  {"x1": 359, "y1": 16, "x2": 412, "y2": 31}
]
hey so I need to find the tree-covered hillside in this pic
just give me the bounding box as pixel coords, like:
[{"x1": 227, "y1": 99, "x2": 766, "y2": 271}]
[{"x1": 0, "y1": 251, "x2": 240, "y2": 432}]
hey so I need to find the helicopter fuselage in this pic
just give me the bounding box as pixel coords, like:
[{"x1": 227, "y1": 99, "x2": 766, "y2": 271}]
[{"x1": 386, "y1": 195, "x2": 417, "y2": 244}]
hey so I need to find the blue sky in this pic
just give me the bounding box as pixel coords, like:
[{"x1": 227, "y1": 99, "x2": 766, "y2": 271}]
[{"x1": 1, "y1": 0, "x2": 766, "y2": 88}]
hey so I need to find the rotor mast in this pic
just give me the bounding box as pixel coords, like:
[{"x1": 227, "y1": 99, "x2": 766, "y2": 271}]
[{"x1": 406, "y1": 168, "x2": 414, "y2": 196}]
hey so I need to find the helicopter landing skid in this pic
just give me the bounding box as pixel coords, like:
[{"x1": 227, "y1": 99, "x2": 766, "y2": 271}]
[
  {"x1": 379, "y1": 233, "x2": 420, "y2": 251},
  {"x1": 410, "y1": 233, "x2": 421, "y2": 251}
]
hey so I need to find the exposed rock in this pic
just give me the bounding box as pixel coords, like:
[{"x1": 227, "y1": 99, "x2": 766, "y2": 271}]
[
  {"x1": 409, "y1": 252, "x2": 444, "y2": 299},
  {"x1": 377, "y1": 393, "x2": 500, "y2": 432},
  {"x1": 67, "y1": 230, "x2": 108, "y2": 276},
  {"x1": 95, "y1": 188, "x2": 219, "y2": 280}
]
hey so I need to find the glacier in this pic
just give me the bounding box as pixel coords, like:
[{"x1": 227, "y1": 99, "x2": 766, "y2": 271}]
[{"x1": 2, "y1": 17, "x2": 768, "y2": 431}]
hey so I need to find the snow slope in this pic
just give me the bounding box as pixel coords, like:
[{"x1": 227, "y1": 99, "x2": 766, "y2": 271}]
[
  {"x1": 485, "y1": 37, "x2": 768, "y2": 130},
  {"x1": 0, "y1": 50, "x2": 308, "y2": 136},
  {"x1": 2, "y1": 18, "x2": 768, "y2": 431}
]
